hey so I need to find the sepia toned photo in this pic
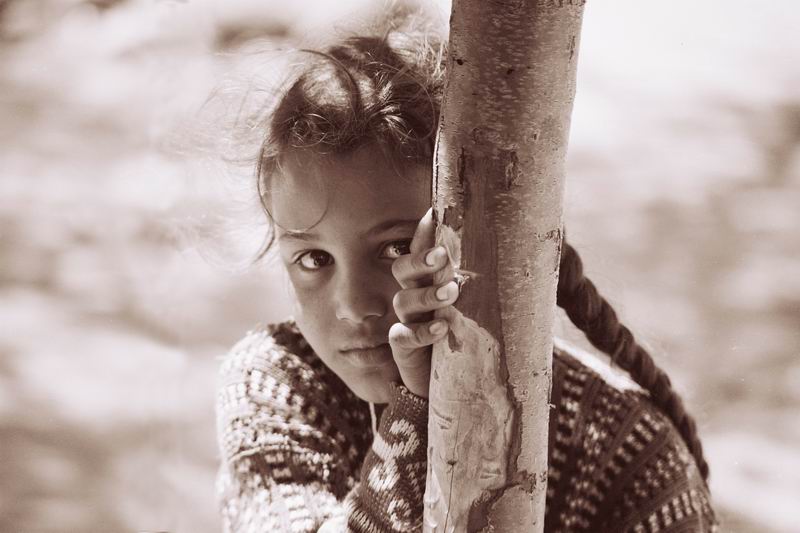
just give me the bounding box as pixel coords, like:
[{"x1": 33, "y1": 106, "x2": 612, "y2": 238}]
[{"x1": 2, "y1": 1, "x2": 797, "y2": 531}]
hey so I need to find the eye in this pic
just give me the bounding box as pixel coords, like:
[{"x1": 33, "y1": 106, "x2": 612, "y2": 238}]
[
  {"x1": 381, "y1": 240, "x2": 412, "y2": 260},
  {"x1": 295, "y1": 250, "x2": 333, "y2": 271}
]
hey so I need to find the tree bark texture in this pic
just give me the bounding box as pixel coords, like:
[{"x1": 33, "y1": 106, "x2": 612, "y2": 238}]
[{"x1": 423, "y1": 1, "x2": 585, "y2": 531}]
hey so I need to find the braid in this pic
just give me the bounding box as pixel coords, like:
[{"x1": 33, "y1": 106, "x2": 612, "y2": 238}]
[{"x1": 556, "y1": 236, "x2": 710, "y2": 482}]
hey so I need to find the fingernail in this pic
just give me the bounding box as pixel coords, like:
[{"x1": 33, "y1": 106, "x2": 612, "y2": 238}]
[
  {"x1": 429, "y1": 321, "x2": 448, "y2": 335},
  {"x1": 436, "y1": 281, "x2": 456, "y2": 301},
  {"x1": 425, "y1": 247, "x2": 444, "y2": 266}
]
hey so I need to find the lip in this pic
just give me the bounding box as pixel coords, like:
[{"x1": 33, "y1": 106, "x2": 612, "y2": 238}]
[{"x1": 340, "y1": 343, "x2": 393, "y2": 368}]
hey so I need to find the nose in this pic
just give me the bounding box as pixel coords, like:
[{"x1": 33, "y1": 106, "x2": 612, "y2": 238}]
[{"x1": 334, "y1": 265, "x2": 388, "y2": 323}]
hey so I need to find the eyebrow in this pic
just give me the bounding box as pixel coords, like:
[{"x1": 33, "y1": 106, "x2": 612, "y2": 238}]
[{"x1": 278, "y1": 219, "x2": 419, "y2": 243}]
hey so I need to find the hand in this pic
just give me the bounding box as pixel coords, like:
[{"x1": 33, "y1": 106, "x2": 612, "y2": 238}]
[{"x1": 388, "y1": 208, "x2": 459, "y2": 399}]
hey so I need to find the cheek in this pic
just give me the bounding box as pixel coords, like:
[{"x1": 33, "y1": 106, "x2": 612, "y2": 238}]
[
  {"x1": 291, "y1": 282, "x2": 330, "y2": 325},
  {"x1": 285, "y1": 267, "x2": 327, "y2": 307},
  {"x1": 280, "y1": 268, "x2": 326, "y2": 335},
  {"x1": 293, "y1": 298, "x2": 333, "y2": 365}
]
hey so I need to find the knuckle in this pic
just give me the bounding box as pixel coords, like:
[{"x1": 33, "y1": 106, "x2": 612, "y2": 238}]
[
  {"x1": 413, "y1": 323, "x2": 429, "y2": 345},
  {"x1": 415, "y1": 250, "x2": 431, "y2": 270},
  {"x1": 392, "y1": 290, "x2": 404, "y2": 312},
  {"x1": 389, "y1": 322, "x2": 412, "y2": 348},
  {"x1": 427, "y1": 286, "x2": 442, "y2": 307}
]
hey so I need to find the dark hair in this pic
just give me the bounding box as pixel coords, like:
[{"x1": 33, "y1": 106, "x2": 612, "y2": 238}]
[
  {"x1": 254, "y1": 25, "x2": 446, "y2": 254},
  {"x1": 255, "y1": 27, "x2": 710, "y2": 482}
]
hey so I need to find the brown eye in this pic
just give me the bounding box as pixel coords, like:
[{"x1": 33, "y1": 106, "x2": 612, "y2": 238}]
[
  {"x1": 381, "y1": 240, "x2": 411, "y2": 259},
  {"x1": 297, "y1": 250, "x2": 333, "y2": 270}
]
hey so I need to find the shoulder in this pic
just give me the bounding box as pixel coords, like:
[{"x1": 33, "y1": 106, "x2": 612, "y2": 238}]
[
  {"x1": 218, "y1": 320, "x2": 356, "y2": 413},
  {"x1": 216, "y1": 320, "x2": 329, "y2": 445},
  {"x1": 216, "y1": 321, "x2": 371, "y2": 493},
  {"x1": 218, "y1": 320, "x2": 319, "y2": 385},
  {"x1": 549, "y1": 337, "x2": 655, "y2": 462},
  {"x1": 548, "y1": 338, "x2": 717, "y2": 531},
  {"x1": 552, "y1": 337, "x2": 643, "y2": 393}
]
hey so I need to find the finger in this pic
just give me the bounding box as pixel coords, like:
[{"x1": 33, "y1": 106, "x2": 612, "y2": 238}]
[
  {"x1": 391, "y1": 245, "x2": 448, "y2": 289},
  {"x1": 392, "y1": 280, "x2": 459, "y2": 323},
  {"x1": 409, "y1": 207, "x2": 436, "y2": 255},
  {"x1": 388, "y1": 319, "x2": 449, "y2": 353},
  {"x1": 388, "y1": 320, "x2": 450, "y2": 399}
]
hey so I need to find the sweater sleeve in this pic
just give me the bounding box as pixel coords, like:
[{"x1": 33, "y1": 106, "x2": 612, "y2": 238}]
[
  {"x1": 215, "y1": 327, "x2": 429, "y2": 533},
  {"x1": 602, "y1": 409, "x2": 718, "y2": 533},
  {"x1": 546, "y1": 347, "x2": 718, "y2": 532},
  {"x1": 337, "y1": 382, "x2": 428, "y2": 532}
]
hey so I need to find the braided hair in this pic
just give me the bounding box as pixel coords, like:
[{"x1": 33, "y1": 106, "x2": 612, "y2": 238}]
[
  {"x1": 557, "y1": 238, "x2": 710, "y2": 481},
  {"x1": 251, "y1": 20, "x2": 710, "y2": 483}
]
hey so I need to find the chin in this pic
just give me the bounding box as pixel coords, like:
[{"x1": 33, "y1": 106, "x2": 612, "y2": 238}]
[
  {"x1": 348, "y1": 370, "x2": 397, "y2": 405},
  {"x1": 359, "y1": 384, "x2": 392, "y2": 405}
]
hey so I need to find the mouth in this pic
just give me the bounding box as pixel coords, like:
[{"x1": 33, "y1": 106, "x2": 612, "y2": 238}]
[{"x1": 339, "y1": 343, "x2": 393, "y2": 368}]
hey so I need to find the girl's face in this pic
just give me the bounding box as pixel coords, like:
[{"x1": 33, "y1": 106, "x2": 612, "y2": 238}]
[{"x1": 271, "y1": 146, "x2": 430, "y2": 404}]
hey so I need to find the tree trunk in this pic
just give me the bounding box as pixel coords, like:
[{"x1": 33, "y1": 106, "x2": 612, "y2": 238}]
[{"x1": 424, "y1": 1, "x2": 585, "y2": 531}]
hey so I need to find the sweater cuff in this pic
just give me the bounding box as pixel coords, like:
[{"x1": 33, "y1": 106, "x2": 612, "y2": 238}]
[
  {"x1": 387, "y1": 381, "x2": 428, "y2": 422},
  {"x1": 350, "y1": 381, "x2": 427, "y2": 531}
]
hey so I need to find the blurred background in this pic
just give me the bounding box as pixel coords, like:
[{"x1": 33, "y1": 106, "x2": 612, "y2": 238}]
[{"x1": 1, "y1": 0, "x2": 798, "y2": 531}]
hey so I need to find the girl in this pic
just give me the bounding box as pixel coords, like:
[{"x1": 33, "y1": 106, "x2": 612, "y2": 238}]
[{"x1": 214, "y1": 22, "x2": 718, "y2": 533}]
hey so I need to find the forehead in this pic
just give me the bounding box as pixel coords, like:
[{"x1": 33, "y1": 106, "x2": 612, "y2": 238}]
[{"x1": 270, "y1": 147, "x2": 430, "y2": 235}]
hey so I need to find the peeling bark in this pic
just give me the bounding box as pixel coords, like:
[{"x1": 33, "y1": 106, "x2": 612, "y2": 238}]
[{"x1": 423, "y1": 1, "x2": 585, "y2": 531}]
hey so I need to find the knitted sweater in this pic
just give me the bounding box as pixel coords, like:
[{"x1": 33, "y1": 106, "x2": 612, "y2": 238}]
[{"x1": 215, "y1": 321, "x2": 717, "y2": 532}]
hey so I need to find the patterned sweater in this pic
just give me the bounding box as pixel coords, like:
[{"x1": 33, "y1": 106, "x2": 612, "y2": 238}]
[{"x1": 215, "y1": 321, "x2": 717, "y2": 532}]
